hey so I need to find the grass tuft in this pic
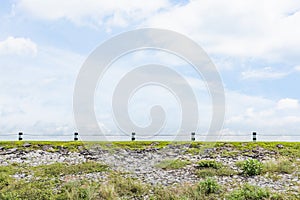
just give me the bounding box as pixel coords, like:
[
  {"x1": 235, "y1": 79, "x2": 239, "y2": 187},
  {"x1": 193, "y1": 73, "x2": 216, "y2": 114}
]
[{"x1": 155, "y1": 159, "x2": 190, "y2": 170}]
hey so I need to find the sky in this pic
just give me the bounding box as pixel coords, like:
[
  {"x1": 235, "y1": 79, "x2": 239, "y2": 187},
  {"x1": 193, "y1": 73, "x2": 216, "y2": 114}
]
[{"x1": 0, "y1": 0, "x2": 300, "y2": 141}]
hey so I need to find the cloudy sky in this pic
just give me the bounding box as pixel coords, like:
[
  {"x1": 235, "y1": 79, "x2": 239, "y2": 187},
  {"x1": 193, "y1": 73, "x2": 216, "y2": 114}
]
[{"x1": 0, "y1": 0, "x2": 300, "y2": 141}]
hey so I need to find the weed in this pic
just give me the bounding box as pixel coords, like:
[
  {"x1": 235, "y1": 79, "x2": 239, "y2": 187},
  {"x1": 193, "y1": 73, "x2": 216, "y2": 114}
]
[
  {"x1": 197, "y1": 160, "x2": 222, "y2": 169},
  {"x1": 198, "y1": 178, "x2": 221, "y2": 195},
  {"x1": 263, "y1": 158, "x2": 296, "y2": 174},
  {"x1": 34, "y1": 161, "x2": 108, "y2": 177},
  {"x1": 196, "y1": 166, "x2": 237, "y2": 178},
  {"x1": 241, "y1": 159, "x2": 263, "y2": 176},
  {"x1": 226, "y1": 183, "x2": 284, "y2": 200},
  {"x1": 59, "y1": 181, "x2": 98, "y2": 200},
  {"x1": 108, "y1": 175, "x2": 149, "y2": 198},
  {"x1": 155, "y1": 159, "x2": 190, "y2": 170},
  {"x1": 196, "y1": 168, "x2": 216, "y2": 178}
]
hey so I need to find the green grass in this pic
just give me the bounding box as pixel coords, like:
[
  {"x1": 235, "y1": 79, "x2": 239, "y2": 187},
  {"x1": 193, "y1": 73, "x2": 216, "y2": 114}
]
[
  {"x1": 0, "y1": 141, "x2": 84, "y2": 152},
  {"x1": 263, "y1": 157, "x2": 296, "y2": 174},
  {"x1": 196, "y1": 160, "x2": 237, "y2": 178},
  {"x1": 33, "y1": 162, "x2": 109, "y2": 177},
  {"x1": 0, "y1": 161, "x2": 108, "y2": 178},
  {"x1": 198, "y1": 178, "x2": 221, "y2": 195},
  {"x1": 1, "y1": 141, "x2": 299, "y2": 158},
  {"x1": 226, "y1": 183, "x2": 285, "y2": 200},
  {"x1": 196, "y1": 168, "x2": 218, "y2": 178},
  {"x1": 222, "y1": 142, "x2": 300, "y2": 158},
  {"x1": 197, "y1": 160, "x2": 223, "y2": 169},
  {"x1": 155, "y1": 159, "x2": 190, "y2": 170},
  {"x1": 0, "y1": 173, "x2": 149, "y2": 200},
  {"x1": 0, "y1": 162, "x2": 298, "y2": 200}
]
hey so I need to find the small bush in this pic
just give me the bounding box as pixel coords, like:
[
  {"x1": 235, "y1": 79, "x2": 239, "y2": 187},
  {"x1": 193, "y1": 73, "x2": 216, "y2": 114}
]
[
  {"x1": 197, "y1": 160, "x2": 222, "y2": 169},
  {"x1": 109, "y1": 175, "x2": 148, "y2": 198},
  {"x1": 226, "y1": 183, "x2": 283, "y2": 200},
  {"x1": 198, "y1": 178, "x2": 221, "y2": 195},
  {"x1": 241, "y1": 159, "x2": 263, "y2": 176}
]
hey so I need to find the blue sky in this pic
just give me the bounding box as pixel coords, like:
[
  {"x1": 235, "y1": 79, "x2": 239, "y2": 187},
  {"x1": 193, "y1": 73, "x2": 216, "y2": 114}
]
[{"x1": 0, "y1": 0, "x2": 300, "y2": 141}]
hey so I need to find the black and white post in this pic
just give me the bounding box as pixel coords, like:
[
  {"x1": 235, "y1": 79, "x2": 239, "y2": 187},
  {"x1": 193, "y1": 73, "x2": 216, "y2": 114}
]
[
  {"x1": 253, "y1": 132, "x2": 257, "y2": 142},
  {"x1": 18, "y1": 132, "x2": 23, "y2": 141},
  {"x1": 191, "y1": 132, "x2": 196, "y2": 141},
  {"x1": 74, "y1": 132, "x2": 79, "y2": 141},
  {"x1": 131, "y1": 132, "x2": 136, "y2": 141}
]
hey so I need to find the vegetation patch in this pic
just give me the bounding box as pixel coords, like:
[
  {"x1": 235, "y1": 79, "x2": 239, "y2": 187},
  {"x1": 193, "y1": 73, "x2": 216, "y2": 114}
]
[
  {"x1": 263, "y1": 158, "x2": 296, "y2": 174},
  {"x1": 197, "y1": 160, "x2": 223, "y2": 169},
  {"x1": 110, "y1": 141, "x2": 171, "y2": 150},
  {"x1": 0, "y1": 141, "x2": 83, "y2": 152},
  {"x1": 108, "y1": 175, "x2": 149, "y2": 198},
  {"x1": 196, "y1": 168, "x2": 217, "y2": 178},
  {"x1": 226, "y1": 183, "x2": 283, "y2": 200},
  {"x1": 1, "y1": 141, "x2": 299, "y2": 157},
  {"x1": 240, "y1": 159, "x2": 263, "y2": 176},
  {"x1": 198, "y1": 177, "x2": 221, "y2": 195},
  {"x1": 33, "y1": 162, "x2": 109, "y2": 177},
  {"x1": 155, "y1": 159, "x2": 190, "y2": 170},
  {"x1": 196, "y1": 160, "x2": 236, "y2": 178}
]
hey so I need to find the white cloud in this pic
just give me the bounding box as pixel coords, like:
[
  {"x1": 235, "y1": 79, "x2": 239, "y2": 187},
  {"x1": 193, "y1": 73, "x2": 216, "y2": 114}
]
[
  {"x1": 241, "y1": 67, "x2": 289, "y2": 80},
  {"x1": 14, "y1": 0, "x2": 300, "y2": 63},
  {"x1": 145, "y1": 0, "x2": 300, "y2": 61},
  {"x1": 224, "y1": 91, "x2": 300, "y2": 140},
  {"x1": 294, "y1": 66, "x2": 300, "y2": 71},
  {"x1": 0, "y1": 36, "x2": 37, "y2": 56},
  {"x1": 277, "y1": 98, "x2": 299, "y2": 110},
  {"x1": 0, "y1": 45, "x2": 84, "y2": 138},
  {"x1": 16, "y1": 0, "x2": 171, "y2": 29}
]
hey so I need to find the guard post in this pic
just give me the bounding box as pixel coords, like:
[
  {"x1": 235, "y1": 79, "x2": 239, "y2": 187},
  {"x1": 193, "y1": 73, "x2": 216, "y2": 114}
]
[
  {"x1": 131, "y1": 132, "x2": 136, "y2": 141},
  {"x1": 191, "y1": 132, "x2": 195, "y2": 141},
  {"x1": 252, "y1": 132, "x2": 257, "y2": 142},
  {"x1": 74, "y1": 132, "x2": 79, "y2": 141},
  {"x1": 18, "y1": 132, "x2": 23, "y2": 141}
]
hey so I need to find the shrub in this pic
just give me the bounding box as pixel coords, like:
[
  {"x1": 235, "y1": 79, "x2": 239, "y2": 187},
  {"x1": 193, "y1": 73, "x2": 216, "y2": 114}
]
[
  {"x1": 241, "y1": 159, "x2": 263, "y2": 176},
  {"x1": 197, "y1": 160, "x2": 222, "y2": 169},
  {"x1": 198, "y1": 178, "x2": 221, "y2": 195},
  {"x1": 109, "y1": 175, "x2": 148, "y2": 197},
  {"x1": 226, "y1": 183, "x2": 283, "y2": 200}
]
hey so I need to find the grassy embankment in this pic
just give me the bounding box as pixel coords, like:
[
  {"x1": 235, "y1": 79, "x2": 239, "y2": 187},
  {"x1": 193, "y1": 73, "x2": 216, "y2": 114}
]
[{"x1": 0, "y1": 141, "x2": 299, "y2": 199}]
